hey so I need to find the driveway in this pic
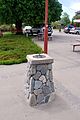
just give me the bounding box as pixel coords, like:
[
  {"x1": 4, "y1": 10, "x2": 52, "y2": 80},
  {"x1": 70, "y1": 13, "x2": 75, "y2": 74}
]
[{"x1": 0, "y1": 30, "x2": 80, "y2": 120}]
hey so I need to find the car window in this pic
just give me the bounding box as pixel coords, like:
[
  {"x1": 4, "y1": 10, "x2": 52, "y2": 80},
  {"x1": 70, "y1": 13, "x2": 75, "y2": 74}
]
[
  {"x1": 76, "y1": 27, "x2": 80, "y2": 30},
  {"x1": 71, "y1": 28, "x2": 75, "y2": 30},
  {"x1": 69, "y1": 26, "x2": 73, "y2": 28}
]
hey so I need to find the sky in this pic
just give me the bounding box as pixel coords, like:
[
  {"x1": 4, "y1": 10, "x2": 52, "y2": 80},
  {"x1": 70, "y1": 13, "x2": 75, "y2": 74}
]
[{"x1": 58, "y1": 0, "x2": 80, "y2": 20}]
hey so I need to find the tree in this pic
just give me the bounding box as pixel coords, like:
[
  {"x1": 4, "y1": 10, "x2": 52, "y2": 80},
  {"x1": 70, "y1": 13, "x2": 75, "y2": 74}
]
[
  {"x1": 52, "y1": 21, "x2": 61, "y2": 29},
  {"x1": 73, "y1": 11, "x2": 80, "y2": 19},
  {"x1": 61, "y1": 12, "x2": 70, "y2": 26},
  {"x1": 0, "y1": 0, "x2": 62, "y2": 34},
  {"x1": 72, "y1": 11, "x2": 80, "y2": 27}
]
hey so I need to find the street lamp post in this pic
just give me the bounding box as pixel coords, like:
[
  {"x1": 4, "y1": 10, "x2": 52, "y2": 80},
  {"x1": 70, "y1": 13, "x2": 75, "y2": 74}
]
[{"x1": 44, "y1": 0, "x2": 48, "y2": 54}]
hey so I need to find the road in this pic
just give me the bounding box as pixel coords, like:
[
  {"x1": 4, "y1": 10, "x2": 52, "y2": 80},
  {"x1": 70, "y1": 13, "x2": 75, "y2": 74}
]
[
  {"x1": 35, "y1": 30, "x2": 80, "y2": 116},
  {"x1": 0, "y1": 30, "x2": 80, "y2": 120}
]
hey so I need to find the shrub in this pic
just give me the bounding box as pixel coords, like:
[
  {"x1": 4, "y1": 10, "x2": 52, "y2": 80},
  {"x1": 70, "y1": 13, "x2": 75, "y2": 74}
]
[{"x1": 0, "y1": 24, "x2": 11, "y2": 32}]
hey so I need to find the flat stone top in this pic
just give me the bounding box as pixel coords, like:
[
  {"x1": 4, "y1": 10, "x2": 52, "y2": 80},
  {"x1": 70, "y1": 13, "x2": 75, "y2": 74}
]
[{"x1": 26, "y1": 53, "x2": 53, "y2": 64}]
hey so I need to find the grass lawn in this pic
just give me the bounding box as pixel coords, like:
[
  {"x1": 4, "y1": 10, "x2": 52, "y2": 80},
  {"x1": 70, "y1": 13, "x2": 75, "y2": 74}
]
[{"x1": 0, "y1": 33, "x2": 42, "y2": 65}]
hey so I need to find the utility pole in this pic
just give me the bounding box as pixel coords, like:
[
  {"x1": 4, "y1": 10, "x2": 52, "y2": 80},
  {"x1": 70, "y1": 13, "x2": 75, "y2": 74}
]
[{"x1": 44, "y1": 0, "x2": 48, "y2": 54}]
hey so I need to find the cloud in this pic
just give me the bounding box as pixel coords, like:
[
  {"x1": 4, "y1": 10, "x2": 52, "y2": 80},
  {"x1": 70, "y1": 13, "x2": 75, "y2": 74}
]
[
  {"x1": 70, "y1": 2, "x2": 80, "y2": 11},
  {"x1": 62, "y1": 1, "x2": 80, "y2": 20},
  {"x1": 62, "y1": 5, "x2": 75, "y2": 20},
  {"x1": 59, "y1": 1, "x2": 80, "y2": 20}
]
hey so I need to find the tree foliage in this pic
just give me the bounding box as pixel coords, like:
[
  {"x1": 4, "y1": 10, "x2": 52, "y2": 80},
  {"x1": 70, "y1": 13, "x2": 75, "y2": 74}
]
[
  {"x1": 61, "y1": 12, "x2": 70, "y2": 26},
  {"x1": 72, "y1": 12, "x2": 80, "y2": 27},
  {"x1": 0, "y1": 0, "x2": 62, "y2": 33},
  {"x1": 73, "y1": 12, "x2": 80, "y2": 19},
  {"x1": 52, "y1": 21, "x2": 61, "y2": 29}
]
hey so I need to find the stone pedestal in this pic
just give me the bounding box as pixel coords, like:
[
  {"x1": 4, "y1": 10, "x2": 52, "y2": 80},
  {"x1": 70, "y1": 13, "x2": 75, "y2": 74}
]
[{"x1": 26, "y1": 53, "x2": 55, "y2": 106}]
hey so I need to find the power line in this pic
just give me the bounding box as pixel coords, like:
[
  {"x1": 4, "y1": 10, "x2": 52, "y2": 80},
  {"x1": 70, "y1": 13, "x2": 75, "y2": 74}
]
[{"x1": 62, "y1": 5, "x2": 77, "y2": 12}]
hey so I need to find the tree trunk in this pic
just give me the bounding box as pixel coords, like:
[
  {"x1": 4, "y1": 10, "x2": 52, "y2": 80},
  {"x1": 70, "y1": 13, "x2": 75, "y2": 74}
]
[{"x1": 15, "y1": 20, "x2": 23, "y2": 35}]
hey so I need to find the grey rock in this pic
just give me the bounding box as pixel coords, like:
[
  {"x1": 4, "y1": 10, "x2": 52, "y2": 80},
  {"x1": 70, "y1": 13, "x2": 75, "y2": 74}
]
[
  {"x1": 46, "y1": 81, "x2": 54, "y2": 93},
  {"x1": 33, "y1": 71, "x2": 41, "y2": 80},
  {"x1": 27, "y1": 62, "x2": 30, "y2": 68},
  {"x1": 27, "y1": 69, "x2": 32, "y2": 84},
  {"x1": 34, "y1": 81, "x2": 42, "y2": 89},
  {"x1": 46, "y1": 80, "x2": 51, "y2": 87},
  {"x1": 26, "y1": 78, "x2": 30, "y2": 85},
  {"x1": 27, "y1": 67, "x2": 31, "y2": 76},
  {"x1": 49, "y1": 81, "x2": 55, "y2": 92},
  {"x1": 44, "y1": 95, "x2": 50, "y2": 103},
  {"x1": 42, "y1": 85, "x2": 51, "y2": 95},
  {"x1": 31, "y1": 65, "x2": 36, "y2": 75},
  {"x1": 48, "y1": 64, "x2": 52, "y2": 70},
  {"x1": 39, "y1": 75, "x2": 46, "y2": 83},
  {"x1": 29, "y1": 94, "x2": 37, "y2": 106},
  {"x1": 34, "y1": 89, "x2": 42, "y2": 95},
  {"x1": 25, "y1": 83, "x2": 29, "y2": 89},
  {"x1": 41, "y1": 84, "x2": 45, "y2": 89},
  {"x1": 29, "y1": 77, "x2": 35, "y2": 93},
  {"x1": 26, "y1": 62, "x2": 31, "y2": 73},
  {"x1": 41, "y1": 66, "x2": 47, "y2": 75},
  {"x1": 37, "y1": 93, "x2": 44, "y2": 104},
  {"x1": 46, "y1": 70, "x2": 49, "y2": 80},
  {"x1": 37, "y1": 64, "x2": 47, "y2": 70},
  {"x1": 37, "y1": 65, "x2": 42, "y2": 71},
  {"x1": 26, "y1": 89, "x2": 30, "y2": 99},
  {"x1": 49, "y1": 70, "x2": 53, "y2": 81},
  {"x1": 46, "y1": 70, "x2": 53, "y2": 81}
]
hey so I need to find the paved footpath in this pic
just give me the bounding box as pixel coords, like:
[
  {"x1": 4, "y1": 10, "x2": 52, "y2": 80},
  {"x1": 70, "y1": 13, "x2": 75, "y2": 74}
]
[{"x1": 0, "y1": 30, "x2": 80, "y2": 120}]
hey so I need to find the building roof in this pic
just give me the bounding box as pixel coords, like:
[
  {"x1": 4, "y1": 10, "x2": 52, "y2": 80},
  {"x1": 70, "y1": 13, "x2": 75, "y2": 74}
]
[
  {"x1": 75, "y1": 11, "x2": 80, "y2": 14},
  {"x1": 73, "y1": 19, "x2": 80, "y2": 23}
]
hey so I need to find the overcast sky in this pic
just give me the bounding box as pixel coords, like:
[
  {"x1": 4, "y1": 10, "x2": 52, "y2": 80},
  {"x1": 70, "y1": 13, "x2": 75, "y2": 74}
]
[{"x1": 58, "y1": 0, "x2": 80, "y2": 20}]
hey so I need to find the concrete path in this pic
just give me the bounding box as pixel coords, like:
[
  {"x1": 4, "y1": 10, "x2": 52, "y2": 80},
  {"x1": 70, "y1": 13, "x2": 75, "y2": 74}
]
[{"x1": 0, "y1": 30, "x2": 80, "y2": 120}]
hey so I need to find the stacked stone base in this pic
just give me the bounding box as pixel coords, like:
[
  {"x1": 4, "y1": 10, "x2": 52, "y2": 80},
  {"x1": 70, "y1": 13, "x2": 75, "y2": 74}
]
[{"x1": 26, "y1": 62, "x2": 55, "y2": 106}]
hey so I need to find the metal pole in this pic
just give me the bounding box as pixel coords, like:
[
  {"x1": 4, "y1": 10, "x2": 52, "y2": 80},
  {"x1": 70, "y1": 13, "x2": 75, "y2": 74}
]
[{"x1": 44, "y1": 0, "x2": 48, "y2": 54}]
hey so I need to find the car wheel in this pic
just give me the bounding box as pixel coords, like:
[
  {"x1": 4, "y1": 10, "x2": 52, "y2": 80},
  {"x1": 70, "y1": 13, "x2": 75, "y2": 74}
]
[
  {"x1": 68, "y1": 29, "x2": 70, "y2": 33},
  {"x1": 48, "y1": 33, "x2": 51, "y2": 36},
  {"x1": 30, "y1": 30, "x2": 33, "y2": 36},
  {"x1": 76, "y1": 31, "x2": 79, "y2": 35},
  {"x1": 37, "y1": 30, "x2": 40, "y2": 35}
]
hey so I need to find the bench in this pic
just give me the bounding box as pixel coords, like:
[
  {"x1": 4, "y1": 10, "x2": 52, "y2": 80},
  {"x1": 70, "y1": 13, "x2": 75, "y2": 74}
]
[
  {"x1": 38, "y1": 33, "x2": 52, "y2": 41},
  {"x1": 73, "y1": 43, "x2": 80, "y2": 52},
  {"x1": 48, "y1": 36, "x2": 52, "y2": 41},
  {"x1": 38, "y1": 33, "x2": 43, "y2": 40}
]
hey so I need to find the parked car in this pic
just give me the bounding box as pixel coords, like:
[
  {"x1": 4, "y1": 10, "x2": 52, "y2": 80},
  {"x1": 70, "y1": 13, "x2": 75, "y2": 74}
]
[
  {"x1": 30, "y1": 26, "x2": 41, "y2": 35},
  {"x1": 23, "y1": 24, "x2": 53, "y2": 36},
  {"x1": 22, "y1": 26, "x2": 32, "y2": 36},
  {"x1": 64, "y1": 25, "x2": 74, "y2": 33},
  {"x1": 23, "y1": 25, "x2": 42, "y2": 36},
  {"x1": 42, "y1": 25, "x2": 53, "y2": 36},
  {"x1": 70, "y1": 27, "x2": 80, "y2": 34}
]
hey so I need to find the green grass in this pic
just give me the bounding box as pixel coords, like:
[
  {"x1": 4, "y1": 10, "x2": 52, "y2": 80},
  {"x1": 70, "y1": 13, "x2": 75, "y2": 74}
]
[{"x1": 0, "y1": 33, "x2": 42, "y2": 65}]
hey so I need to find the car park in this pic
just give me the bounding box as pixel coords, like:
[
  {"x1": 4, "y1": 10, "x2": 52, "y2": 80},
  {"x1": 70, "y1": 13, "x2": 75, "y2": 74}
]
[{"x1": 70, "y1": 27, "x2": 80, "y2": 35}]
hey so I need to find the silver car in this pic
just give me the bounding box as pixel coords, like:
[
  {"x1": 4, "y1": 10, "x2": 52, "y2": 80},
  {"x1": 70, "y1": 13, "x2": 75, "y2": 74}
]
[{"x1": 70, "y1": 27, "x2": 80, "y2": 35}]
